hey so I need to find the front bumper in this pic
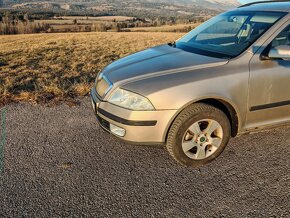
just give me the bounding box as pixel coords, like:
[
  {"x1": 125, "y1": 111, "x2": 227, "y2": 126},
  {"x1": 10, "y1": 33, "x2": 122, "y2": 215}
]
[{"x1": 90, "y1": 87, "x2": 177, "y2": 144}]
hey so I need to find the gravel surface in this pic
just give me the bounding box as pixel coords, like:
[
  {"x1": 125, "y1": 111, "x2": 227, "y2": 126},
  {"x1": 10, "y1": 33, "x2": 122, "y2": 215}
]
[{"x1": 0, "y1": 98, "x2": 289, "y2": 217}]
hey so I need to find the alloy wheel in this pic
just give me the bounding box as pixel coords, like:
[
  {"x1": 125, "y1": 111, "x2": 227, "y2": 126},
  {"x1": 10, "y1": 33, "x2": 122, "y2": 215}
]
[{"x1": 182, "y1": 119, "x2": 223, "y2": 160}]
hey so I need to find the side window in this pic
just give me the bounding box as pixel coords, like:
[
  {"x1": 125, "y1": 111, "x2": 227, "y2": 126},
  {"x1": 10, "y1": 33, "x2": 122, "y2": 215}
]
[{"x1": 271, "y1": 24, "x2": 290, "y2": 48}]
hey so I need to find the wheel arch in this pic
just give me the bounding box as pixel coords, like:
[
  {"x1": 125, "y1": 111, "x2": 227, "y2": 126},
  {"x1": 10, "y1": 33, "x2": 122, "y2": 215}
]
[
  {"x1": 198, "y1": 98, "x2": 239, "y2": 137},
  {"x1": 164, "y1": 97, "x2": 241, "y2": 142}
]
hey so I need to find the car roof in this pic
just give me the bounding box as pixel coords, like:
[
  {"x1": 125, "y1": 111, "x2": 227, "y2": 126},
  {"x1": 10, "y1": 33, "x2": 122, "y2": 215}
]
[{"x1": 238, "y1": 1, "x2": 290, "y2": 13}]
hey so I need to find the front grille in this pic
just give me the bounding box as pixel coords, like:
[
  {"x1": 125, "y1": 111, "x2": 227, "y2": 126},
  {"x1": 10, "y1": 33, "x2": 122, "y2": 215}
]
[
  {"x1": 97, "y1": 115, "x2": 110, "y2": 131},
  {"x1": 96, "y1": 75, "x2": 112, "y2": 98}
]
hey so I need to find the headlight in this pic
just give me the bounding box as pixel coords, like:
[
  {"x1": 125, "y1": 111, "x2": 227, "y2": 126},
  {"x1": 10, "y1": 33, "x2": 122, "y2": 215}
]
[
  {"x1": 95, "y1": 73, "x2": 113, "y2": 98},
  {"x1": 108, "y1": 88, "x2": 155, "y2": 111}
]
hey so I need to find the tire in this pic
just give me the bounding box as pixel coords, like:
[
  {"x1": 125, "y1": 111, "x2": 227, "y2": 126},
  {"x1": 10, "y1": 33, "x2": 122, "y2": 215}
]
[{"x1": 166, "y1": 103, "x2": 231, "y2": 167}]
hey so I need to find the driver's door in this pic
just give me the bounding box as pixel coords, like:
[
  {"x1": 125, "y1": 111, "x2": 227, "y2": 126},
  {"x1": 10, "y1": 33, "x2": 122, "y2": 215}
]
[{"x1": 247, "y1": 21, "x2": 290, "y2": 129}]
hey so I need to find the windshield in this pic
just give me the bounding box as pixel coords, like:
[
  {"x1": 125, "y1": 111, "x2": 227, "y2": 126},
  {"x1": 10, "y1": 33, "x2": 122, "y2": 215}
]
[{"x1": 176, "y1": 11, "x2": 286, "y2": 59}]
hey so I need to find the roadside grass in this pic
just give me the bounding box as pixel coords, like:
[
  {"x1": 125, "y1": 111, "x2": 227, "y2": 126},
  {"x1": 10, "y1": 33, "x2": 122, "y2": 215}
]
[{"x1": 0, "y1": 32, "x2": 182, "y2": 106}]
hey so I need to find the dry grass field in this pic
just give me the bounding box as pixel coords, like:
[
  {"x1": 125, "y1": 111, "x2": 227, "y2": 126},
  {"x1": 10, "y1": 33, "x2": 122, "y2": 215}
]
[
  {"x1": 59, "y1": 16, "x2": 135, "y2": 21},
  {"x1": 128, "y1": 23, "x2": 200, "y2": 32},
  {"x1": 36, "y1": 16, "x2": 135, "y2": 25},
  {"x1": 33, "y1": 16, "x2": 135, "y2": 33},
  {"x1": 0, "y1": 32, "x2": 183, "y2": 106}
]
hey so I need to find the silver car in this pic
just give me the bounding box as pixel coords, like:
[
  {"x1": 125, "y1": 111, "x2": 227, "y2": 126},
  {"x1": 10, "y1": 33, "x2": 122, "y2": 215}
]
[{"x1": 91, "y1": 1, "x2": 290, "y2": 167}]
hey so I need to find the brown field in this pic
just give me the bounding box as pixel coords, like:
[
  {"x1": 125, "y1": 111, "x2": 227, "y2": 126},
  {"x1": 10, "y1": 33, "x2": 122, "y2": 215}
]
[
  {"x1": 0, "y1": 32, "x2": 183, "y2": 106},
  {"x1": 36, "y1": 16, "x2": 135, "y2": 24},
  {"x1": 35, "y1": 20, "x2": 75, "y2": 25},
  {"x1": 58, "y1": 16, "x2": 135, "y2": 21},
  {"x1": 128, "y1": 23, "x2": 200, "y2": 32},
  {"x1": 33, "y1": 16, "x2": 136, "y2": 33},
  {"x1": 34, "y1": 19, "x2": 116, "y2": 25},
  {"x1": 32, "y1": 18, "x2": 200, "y2": 34}
]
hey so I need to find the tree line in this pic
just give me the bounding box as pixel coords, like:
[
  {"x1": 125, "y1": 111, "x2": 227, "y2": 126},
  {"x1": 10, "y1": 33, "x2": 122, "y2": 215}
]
[
  {"x1": 0, "y1": 12, "x2": 207, "y2": 35},
  {"x1": 0, "y1": 12, "x2": 50, "y2": 34}
]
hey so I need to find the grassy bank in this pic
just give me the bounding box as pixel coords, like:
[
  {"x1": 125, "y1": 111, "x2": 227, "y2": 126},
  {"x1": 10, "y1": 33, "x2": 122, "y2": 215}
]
[{"x1": 0, "y1": 32, "x2": 183, "y2": 106}]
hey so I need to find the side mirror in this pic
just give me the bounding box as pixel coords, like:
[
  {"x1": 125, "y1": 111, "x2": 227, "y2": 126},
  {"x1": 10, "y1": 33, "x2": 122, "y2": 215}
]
[{"x1": 268, "y1": 45, "x2": 290, "y2": 60}]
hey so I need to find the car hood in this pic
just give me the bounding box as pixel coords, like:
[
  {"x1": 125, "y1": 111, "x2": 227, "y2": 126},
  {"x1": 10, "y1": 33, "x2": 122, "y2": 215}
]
[{"x1": 102, "y1": 44, "x2": 229, "y2": 84}]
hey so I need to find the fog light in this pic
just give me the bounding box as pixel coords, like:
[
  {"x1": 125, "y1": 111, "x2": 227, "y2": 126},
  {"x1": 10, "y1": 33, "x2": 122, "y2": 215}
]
[{"x1": 110, "y1": 123, "x2": 126, "y2": 137}]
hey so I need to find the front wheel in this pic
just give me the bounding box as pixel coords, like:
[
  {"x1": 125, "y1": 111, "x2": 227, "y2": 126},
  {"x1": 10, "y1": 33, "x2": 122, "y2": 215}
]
[{"x1": 166, "y1": 103, "x2": 231, "y2": 167}]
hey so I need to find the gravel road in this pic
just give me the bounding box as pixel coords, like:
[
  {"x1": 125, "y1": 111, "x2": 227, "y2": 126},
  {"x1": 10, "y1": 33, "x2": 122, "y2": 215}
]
[{"x1": 0, "y1": 98, "x2": 289, "y2": 217}]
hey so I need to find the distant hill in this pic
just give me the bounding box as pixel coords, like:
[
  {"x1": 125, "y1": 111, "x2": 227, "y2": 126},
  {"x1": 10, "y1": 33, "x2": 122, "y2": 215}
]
[
  {"x1": 147, "y1": 0, "x2": 240, "y2": 10},
  {"x1": 194, "y1": 0, "x2": 240, "y2": 10},
  {"x1": 1, "y1": 0, "x2": 241, "y2": 18}
]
